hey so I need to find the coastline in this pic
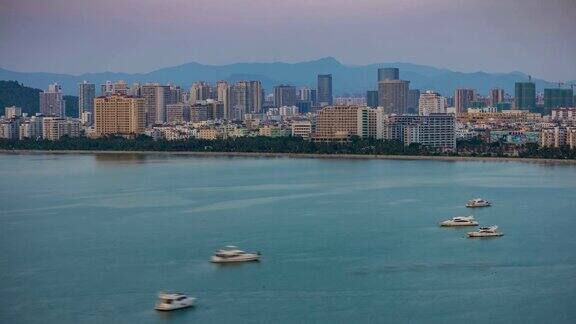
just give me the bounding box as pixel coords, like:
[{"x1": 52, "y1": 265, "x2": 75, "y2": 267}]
[{"x1": 1, "y1": 149, "x2": 576, "y2": 164}]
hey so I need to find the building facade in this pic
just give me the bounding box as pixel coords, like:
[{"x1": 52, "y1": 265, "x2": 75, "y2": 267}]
[
  {"x1": 454, "y1": 88, "x2": 475, "y2": 115},
  {"x1": 94, "y1": 95, "x2": 146, "y2": 136},
  {"x1": 515, "y1": 82, "x2": 536, "y2": 110},
  {"x1": 378, "y1": 80, "x2": 409, "y2": 114},
  {"x1": 317, "y1": 74, "x2": 333, "y2": 107},
  {"x1": 78, "y1": 81, "x2": 96, "y2": 119},
  {"x1": 274, "y1": 85, "x2": 297, "y2": 107},
  {"x1": 378, "y1": 68, "x2": 399, "y2": 81},
  {"x1": 490, "y1": 88, "x2": 505, "y2": 106},
  {"x1": 419, "y1": 91, "x2": 446, "y2": 116},
  {"x1": 39, "y1": 83, "x2": 66, "y2": 117},
  {"x1": 544, "y1": 88, "x2": 574, "y2": 111},
  {"x1": 366, "y1": 90, "x2": 379, "y2": 108}
]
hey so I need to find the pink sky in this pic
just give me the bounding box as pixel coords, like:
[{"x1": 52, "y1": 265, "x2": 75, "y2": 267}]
[{"x1": 0, "y1": 0, "x2": 575, "y2": 80}]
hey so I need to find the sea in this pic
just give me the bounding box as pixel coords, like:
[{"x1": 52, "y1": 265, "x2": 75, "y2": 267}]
[{"x1": 1, "y1": 153, "x2": 575, "y2": 323}]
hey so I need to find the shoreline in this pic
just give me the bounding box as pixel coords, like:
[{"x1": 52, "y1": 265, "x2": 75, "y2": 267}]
[{"x1": 1, "y1": 149, "x2": 576, "y2": 164}]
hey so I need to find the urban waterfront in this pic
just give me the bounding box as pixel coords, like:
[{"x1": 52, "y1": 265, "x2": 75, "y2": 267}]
[{"x1": 1, "y1": 154, "x2": 576, "y2": 323}]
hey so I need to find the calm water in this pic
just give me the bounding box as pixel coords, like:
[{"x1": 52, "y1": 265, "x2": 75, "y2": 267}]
[{"x1": 1, "y1": 153, "x2": 576, "y2": 323}]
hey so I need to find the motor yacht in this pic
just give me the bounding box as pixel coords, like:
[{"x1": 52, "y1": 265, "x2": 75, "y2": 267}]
[
  {"x1": 466, "y1": 198, "x2": 491, "y2": 208},
  {"x1": 154, "y1": 292, "x2": 196, "y2": 311},
  {"x1": 467, "y1": 226, "x2": 503, "y2": 238},
  {"x1": 440, "y1": 216, "x2": 479, "y2": 227},
  {"x1": 210, "y1": 246, "x2": 260, "y2": 263}
]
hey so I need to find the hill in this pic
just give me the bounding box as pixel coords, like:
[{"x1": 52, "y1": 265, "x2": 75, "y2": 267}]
[
  {"x1": 0, "y1": 57, "x2": 565, "y2": 97},
  {"x1": 0, "y1": 81, "x2": 79, "y2": 117}
]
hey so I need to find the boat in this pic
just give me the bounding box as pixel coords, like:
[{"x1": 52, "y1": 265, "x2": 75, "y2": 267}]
[
  {"x1": 466, "y1": 198, "x2": 491, "y2": 208},
  {"x1": 467, "y1": 226, "x2": 504, "y2": 238},
  {"x1": 154, "y1": 292, "x2": 196, "y2": 311},
  {"x1": 210, "y1": 246, "x2": 261, "y2": 263},
  {"x1": 439, "y1": 216, "x2": 479, "y2": 227}
]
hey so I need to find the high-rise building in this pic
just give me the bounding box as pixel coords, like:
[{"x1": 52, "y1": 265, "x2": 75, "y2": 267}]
[
  {"x1": 454, "y1": 88, "x2": 475, "y2": 115},
  {"x1": 78, "y1": 81, "x2": 96, "y2": 118},
  {"x1": 298, "y1": 87, "x2": 317, "y2": 104},
  {"x1": 100, "y1": 80, "x2": 129, "y2": 97},
  {"x1": 514, "y1": 82, "x2": 536, "y2": 110},
  {"x1": 378, "y1": 68, "x2": 399, "y2": 81},
  {"x1": 231, "y1": 81, "x2": 249, "y2": 120},
  {"x1": 248, "y1": 81, "x2": 263, "y2": 114},
  {"x1": 490, "y1": 88, "x2": 505, "y2": 106},
  {"x1": 140, "y1": 84, "x2": 175, "y2": 125},
  {"x1": 128, "y1": 83, "x2": 141, "y2": 97},
  {"x1": 274, "y1": 85, "x2": 297, "y2": 107},
  {"x1": 313, "y1": 105, "x2": 362, "y2": 141},
  {"x1": 366, "y1": 90, "x2": 379, "y2": 108},
  {"x1": 42, "y1": 117, "x2": 80, "y2": 140},
  {"x1": 94, "y1": 95, "x2": 145, "y2": 136},
  {"x1": 216, "y1": 81, "x2": 231, "y2": 120},
  {"x1": 166, "y1": 103, "x2": 191, "y2": 124},
  {"x1": 544, "y1": 88, "x2": 574, "y2": 111},
  {"x1": 408, "y1": 89, "x2": 421, "y2": 113},
  {"x1": 4, "y1": 106, "x2": 22, "y2": 119},
  {"x1": 230, "y1": 81, "x2": 263, "y2": 119},
  {"x1": 384, "y1": 114, "x2": 456, "y2": 149},
  {"x1": 419, "y1": 91, "x2": 447, "y2": 115},
  {"x1": 378, "y1": 80, "x2": 409, "y2": 114},
  {"x1": 18, "y1": 116, "x2": 43, "y2": 140},
  {"x1": 39, "y1": 83, "x2": 66, "y2": 117},
  {"x1": 317, "y1": 74, "x2": 333, "y2": 107},
  {"x1": 0, "y1": 119, "x2": 20, "y2": 139},
  {"x1": 190, "y1": 81, "x2": 211, "y2": 103}
]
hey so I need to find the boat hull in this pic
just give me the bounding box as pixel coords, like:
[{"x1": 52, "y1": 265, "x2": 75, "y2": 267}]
[
  {"x1": 440, "y1": 221, "x2": 479, "y2": 227},
  {"x1": 467, "y1": 232, "x2": 503, "y2": 238},
  {"x1": 210, "y1": 254, "x2": 260, "y2": 263},
  {"x1": 465, "y1": 204, "x2": 491, "y2": 208},
  {"x1": 155, "y1": 298, "x2": 196, "y2": 311}
]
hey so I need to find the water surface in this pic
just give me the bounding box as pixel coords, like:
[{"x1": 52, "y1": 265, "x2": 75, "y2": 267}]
[{"x1": 1, "y1": 153, "x2": 575, "y2": 323}]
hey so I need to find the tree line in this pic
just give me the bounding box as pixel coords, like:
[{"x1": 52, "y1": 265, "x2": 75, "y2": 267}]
[{"x1": 1, "y1": 136, "x2": 575, "y2": 159}]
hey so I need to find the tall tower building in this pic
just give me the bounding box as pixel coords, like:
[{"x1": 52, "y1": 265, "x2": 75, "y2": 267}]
[
  {"x1": 490, "y1": 88, "x2": 505, "y2": 106},
  {"x1": 378, "y1": 80, "x2": 409, "y2": 114},
  {"x1": 408, "y1": 89, "x2": 421, "y2": 113},
  {"x1": 274, "y1": 85, "x2": 297, "y2": 107},
  {"x1": 544, "y1": 88, "x2": 573, "y2": 111},
  {"x1": 454, "y1": 88, "x2": 475, "y2": 115},
  {"x1": 100, "y1": 80, "x2": 129, "y2": 97},
  {"x1": 418, "y1": 91, "x2": 446, "y2": 115},
  {"x1": 190, "y1": 81, "x2": 211, "y2": 103},
  {"x1": 94, "y1": 95, "x2": 145, "y2": 136},
  {"x1": 317, "y1": 74, "x2": 333, "y2": 107},
  {"x1": 140, "y1": 84, "x2": 174, "y2": 125},
  {"x1": 78, "y1": 81, "x2": 95, "y2": 116},
  {"x1": 366, "y1": 90, "x2": 379, "y2": 108},
  {"x1": 248, "y1": 81, "x2": 263, "y2": 113},
  {"x1": 231, "y1": 81, "x2": 249, "y2": 120},
  {"x1": 514, "y1": 82, "x2": 536, "y2": 110},
  {"x1": 39, "y1": 83, "x2": 66, "y2": 117},
  {"x1": 216, "y1": 81, "x2": 231, "y2": 120},
  {"x1": 378, "y1": 68, "x2": 400, "y2": 81}
]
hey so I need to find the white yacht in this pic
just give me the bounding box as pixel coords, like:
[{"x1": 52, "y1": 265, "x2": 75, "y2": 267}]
[
  {"x1": 154, "y1": 292, "x2": 196, "y2": 311},
  {"x1": 467, "y1": 226, "x2": 504, "y2": 238},
  {"x1": 466, "y1": 198, "x2": 491, "y2": 208},
  {"x1": 440, "y1": 216, "x2": 479, "y2": 227},
  {"x1": 210, "y1": 246, "x2": 261, "y2": 263}
]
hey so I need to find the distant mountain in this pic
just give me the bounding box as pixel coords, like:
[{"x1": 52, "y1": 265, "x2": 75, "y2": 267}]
[
  {"x1": 0, "y1": 81, "x2": 79, "y2": 117},
  {"x1": 0, "y1": 57, "x2": 564, "y2": 97}
]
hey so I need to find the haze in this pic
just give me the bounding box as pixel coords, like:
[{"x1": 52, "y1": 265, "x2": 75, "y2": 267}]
[{"x1": 0, "y1": 0, "x2": 575, "y2": 81}]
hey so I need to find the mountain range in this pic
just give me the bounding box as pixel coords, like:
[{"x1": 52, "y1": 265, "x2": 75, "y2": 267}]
[{"x1": 0, "y1": 57, "x2": 570, "y2": 97}]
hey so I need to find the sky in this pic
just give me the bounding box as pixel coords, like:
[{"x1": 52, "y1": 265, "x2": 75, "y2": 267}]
[{"x1": 0, "y1": 0, "x2": 575, "y2": 81}]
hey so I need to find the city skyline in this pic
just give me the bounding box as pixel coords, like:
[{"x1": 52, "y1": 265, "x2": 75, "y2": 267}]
[{"x1": 1, "y1": 0, "x2": 575, "y2": 81}]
